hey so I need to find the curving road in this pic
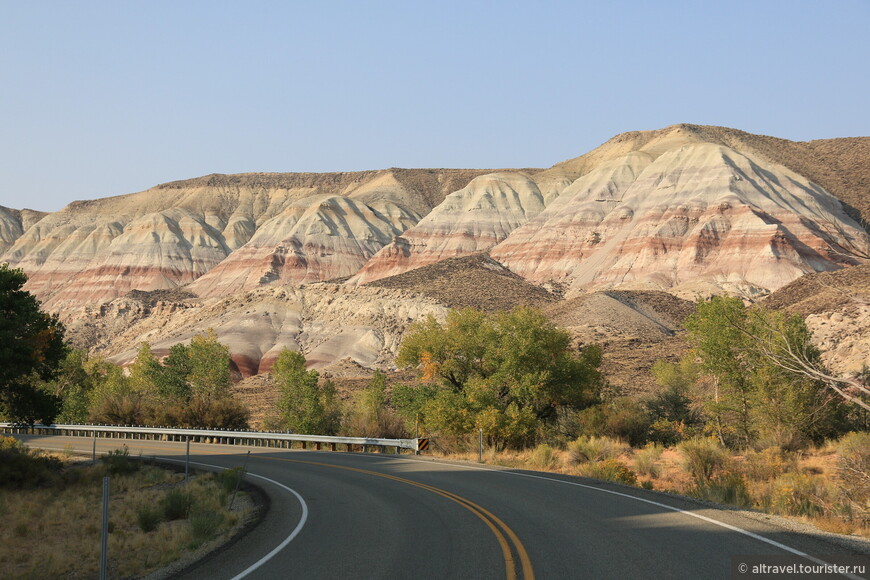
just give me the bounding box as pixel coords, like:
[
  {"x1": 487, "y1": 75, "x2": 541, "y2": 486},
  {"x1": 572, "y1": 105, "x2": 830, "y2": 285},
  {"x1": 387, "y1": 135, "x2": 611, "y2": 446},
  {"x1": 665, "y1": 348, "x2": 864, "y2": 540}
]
[{"x1": 19, "y1": 435, "x2": 870, "y2": 579}]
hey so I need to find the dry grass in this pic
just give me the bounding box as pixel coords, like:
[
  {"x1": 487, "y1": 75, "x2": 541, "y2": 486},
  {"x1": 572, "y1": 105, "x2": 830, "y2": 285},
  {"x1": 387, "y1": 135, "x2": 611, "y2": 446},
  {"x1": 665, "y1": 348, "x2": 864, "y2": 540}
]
[
  {"x1": 429, "y1": 432, "x2": 870, "y2": 538},
  {"x1": 0, "y1": 455, "x2": 254, "y2": 579}
]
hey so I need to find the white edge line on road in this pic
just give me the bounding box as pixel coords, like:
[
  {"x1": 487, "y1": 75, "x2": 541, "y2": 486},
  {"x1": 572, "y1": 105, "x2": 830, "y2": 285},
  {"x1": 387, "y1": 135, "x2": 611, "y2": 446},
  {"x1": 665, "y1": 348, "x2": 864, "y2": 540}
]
[
  {"x1": 157, "y1": 457, "x2": 309, "y2": 580},
  {"x1": 326, "y1": 453, "x2": 864, "y2": 580},
  {"x1": 25, "y1": 447, "x2": 308, "y2": 580},
  {"x1": 22, "y1": 445, "x2": 310, "y2": 579}
]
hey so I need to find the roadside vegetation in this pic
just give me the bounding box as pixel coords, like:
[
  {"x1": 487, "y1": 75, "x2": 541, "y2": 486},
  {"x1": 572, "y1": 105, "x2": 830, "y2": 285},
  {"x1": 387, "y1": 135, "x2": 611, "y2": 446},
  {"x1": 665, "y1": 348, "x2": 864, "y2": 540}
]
[
  {"x1": 3, "y1": 263, "x2": 869, "y2": 538},
  {"x1": 0, "y1": 436, "x2": 253, "y2": 579}
]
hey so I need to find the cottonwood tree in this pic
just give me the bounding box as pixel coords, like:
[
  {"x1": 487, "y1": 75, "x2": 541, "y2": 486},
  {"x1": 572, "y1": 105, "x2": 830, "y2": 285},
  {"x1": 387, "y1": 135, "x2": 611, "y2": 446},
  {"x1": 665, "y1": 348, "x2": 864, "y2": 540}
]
[
  {"x1": 85, "y1": 333, "x2": 248, "y2": 428},
  {"x1": 740, "y1": 306, "x2": 870, "y2": 413},
  {"x1": 397, "y1": 306, "x2": 603, "y2": 448},
  {"x1": 787, "y1": 207, "x2": 870, "y2": 409},
  {"x1": 273, "y1": 350, "x2": 340, "y2": 435},
  {"x1": 0, "y1": 264, "x2": 67, "y2": 424},
  {"x1": 685, "y1": 297, "x2": 849, "y2": 447}
]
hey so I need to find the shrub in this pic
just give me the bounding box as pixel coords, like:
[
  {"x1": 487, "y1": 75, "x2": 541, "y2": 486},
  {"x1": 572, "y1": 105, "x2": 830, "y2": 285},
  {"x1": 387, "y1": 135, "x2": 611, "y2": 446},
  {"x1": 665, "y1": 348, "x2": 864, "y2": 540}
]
[
  {"x1": 647, "y1": 418, "x2": 698, "y2": 446},
  {"x1": 161, "y1": 489, "x2": 192, "y2": 520},
  {"x1": 568, "y1": 436, "x2": 628, "y2": 464},
  {"x1": 763, "y1": 472, "x2": 827, "y2": 517},
  {"x1": 600, "y1": 398, "x2": 651, "y2": 447},
  {"x1": 529, "y1": 444, "x2": 558, "y2": 470},
  {"x1": 190, "y1": 508, "x2": 224, "y2": 546},
  {"x1": 633, "y1": 443, "x2": 664, "y2": 478},
  {"x1": 574, "y1": 400, "x2": 651, "y2": 446},
  {"x1": 136, "y1": 504, "x2": 162, "y2": 532},
  {"x1": 578, "y1": 459, "x2": 638, "y2": 486},
  {"x1": 0, "y1": 436, "x2": 62, "y2": 488},
  {"x1": 689, "y1": 473, "x2": 752, "y2": 507},
  {"x1": 679, "y1": 437, "x2": 729, "y2": 483},
  {"x1": 743, "y1": 447, "x2": 797, "y2": 482},
  {"x1": 219, "y1": 467, "x2": 245, "y2": 497},
  {"x1": 837, "y1": 432, "x2": 870, "y2": 490},
  {"x1": 835, "y1": 431, "x2": 870, "y2": 521},
  {"x1": 100, "y1": 446, "x2": 139, "y2": 476},
  {"x1": 0, "y1": 435, "x2": 25, "y2": 453},
  {"x1": 156, "y1": 396, "x2": 250, "y2": 430}
]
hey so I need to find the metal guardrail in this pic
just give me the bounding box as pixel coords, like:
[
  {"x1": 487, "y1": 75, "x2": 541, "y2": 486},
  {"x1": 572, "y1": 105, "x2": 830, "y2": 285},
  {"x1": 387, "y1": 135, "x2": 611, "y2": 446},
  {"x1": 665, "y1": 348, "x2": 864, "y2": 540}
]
[{"x1": 0, "y1": 423, "x2": 423, "y2": 453}]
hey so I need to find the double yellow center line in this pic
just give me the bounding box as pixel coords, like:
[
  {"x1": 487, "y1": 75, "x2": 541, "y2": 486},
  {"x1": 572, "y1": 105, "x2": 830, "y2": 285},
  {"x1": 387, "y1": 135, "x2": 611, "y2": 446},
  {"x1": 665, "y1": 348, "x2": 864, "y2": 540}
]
[{"x1": 271, "y1": 457, "x2": 535, "y2": 580}]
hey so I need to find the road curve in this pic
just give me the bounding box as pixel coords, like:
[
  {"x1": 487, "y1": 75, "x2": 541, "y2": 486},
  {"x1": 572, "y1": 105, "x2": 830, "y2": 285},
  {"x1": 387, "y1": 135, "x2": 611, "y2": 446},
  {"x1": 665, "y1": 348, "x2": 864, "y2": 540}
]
[{"x1": 19, "y1": 435, "x2": 870, "y2": 579}]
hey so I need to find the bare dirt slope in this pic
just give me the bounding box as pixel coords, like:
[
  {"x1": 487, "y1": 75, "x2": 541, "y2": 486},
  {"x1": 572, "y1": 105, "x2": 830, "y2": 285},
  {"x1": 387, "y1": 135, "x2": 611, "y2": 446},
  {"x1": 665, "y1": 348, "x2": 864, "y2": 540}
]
[{"x1": 544, "y1": 291, "x2": 696, "y2": 394}]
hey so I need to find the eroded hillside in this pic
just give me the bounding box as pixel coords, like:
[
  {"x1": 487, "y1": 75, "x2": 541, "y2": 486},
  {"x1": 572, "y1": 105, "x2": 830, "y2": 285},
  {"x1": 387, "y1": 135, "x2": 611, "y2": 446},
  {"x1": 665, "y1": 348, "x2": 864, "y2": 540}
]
[{"x1": 2, "y1": 124, "x2": 867, "y2": 383}]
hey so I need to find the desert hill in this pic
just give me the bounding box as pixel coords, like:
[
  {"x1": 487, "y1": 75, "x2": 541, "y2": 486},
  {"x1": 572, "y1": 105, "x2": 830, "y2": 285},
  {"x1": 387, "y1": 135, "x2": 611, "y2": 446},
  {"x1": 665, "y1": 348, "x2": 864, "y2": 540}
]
[{"x1": 1, "y1": 124, "x2": 867, "y2": 388}]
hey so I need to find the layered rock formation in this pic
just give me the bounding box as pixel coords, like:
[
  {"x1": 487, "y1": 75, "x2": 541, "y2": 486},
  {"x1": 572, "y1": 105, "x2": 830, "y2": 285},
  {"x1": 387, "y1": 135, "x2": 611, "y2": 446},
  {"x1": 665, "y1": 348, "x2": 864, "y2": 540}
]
[
  {"x1": 2, "y1": 124, "x2": 868, "y2": 378},
  {"x1": 1, "y1": 169, "x2": 488, "y2": 311},
  {"x1": 491, "y1": 141, "x2": 867, "y2": 300},
  {"x1": 188, "y1": 195, "x2": 419, "y2": 297},
  {"x1": 350, "y1": 172, "x2": 548, "y2": 284},
  {"x1": 72, "y1": 283, "x2": 446, "y2": 376},
  {"x1": 0, "y1": 206, "x2": 46, "y2": 254}
]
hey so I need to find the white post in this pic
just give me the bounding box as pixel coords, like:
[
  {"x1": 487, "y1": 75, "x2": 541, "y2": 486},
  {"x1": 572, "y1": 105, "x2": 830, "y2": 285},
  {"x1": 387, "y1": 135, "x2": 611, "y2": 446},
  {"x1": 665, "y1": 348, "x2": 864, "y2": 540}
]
[{"x1": 99, "y1": 476, "x2": 109, "y2": 580}]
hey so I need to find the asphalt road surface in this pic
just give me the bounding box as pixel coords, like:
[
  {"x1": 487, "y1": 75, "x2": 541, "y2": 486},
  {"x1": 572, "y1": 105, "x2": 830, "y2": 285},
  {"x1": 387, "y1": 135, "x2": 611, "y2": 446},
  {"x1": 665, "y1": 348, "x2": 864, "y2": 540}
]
[{"x1": 18, "y1": 435, "x2": 870, "y2": 579}]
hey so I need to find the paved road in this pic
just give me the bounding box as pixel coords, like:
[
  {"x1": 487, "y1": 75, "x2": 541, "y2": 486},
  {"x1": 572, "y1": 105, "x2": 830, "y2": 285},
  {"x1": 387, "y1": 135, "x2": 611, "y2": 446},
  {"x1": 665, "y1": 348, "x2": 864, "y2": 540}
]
[{"x1": 19, "y1": 435, "x2": 870, "y2": 579}]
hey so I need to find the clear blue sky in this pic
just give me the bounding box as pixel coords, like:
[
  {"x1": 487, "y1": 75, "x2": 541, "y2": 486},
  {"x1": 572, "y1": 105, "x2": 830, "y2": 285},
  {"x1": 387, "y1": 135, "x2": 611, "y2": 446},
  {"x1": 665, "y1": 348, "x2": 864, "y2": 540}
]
[{"x1": 2, "y1": 1, "x2": 868, "y2": 212}]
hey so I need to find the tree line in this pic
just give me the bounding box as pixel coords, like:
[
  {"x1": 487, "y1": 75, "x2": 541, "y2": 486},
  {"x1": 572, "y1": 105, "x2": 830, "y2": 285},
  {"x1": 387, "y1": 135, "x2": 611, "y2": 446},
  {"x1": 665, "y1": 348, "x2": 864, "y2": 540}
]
[{"x1": 2, "y1": 263, "x2": 866, "y2": 451}]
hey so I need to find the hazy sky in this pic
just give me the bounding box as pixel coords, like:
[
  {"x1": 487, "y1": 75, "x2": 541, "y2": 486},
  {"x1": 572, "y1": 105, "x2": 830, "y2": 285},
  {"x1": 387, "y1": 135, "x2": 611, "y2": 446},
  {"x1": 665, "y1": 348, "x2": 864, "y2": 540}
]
[{"x1": 2, "y1": 1, "x2": 868, "y2": 212}]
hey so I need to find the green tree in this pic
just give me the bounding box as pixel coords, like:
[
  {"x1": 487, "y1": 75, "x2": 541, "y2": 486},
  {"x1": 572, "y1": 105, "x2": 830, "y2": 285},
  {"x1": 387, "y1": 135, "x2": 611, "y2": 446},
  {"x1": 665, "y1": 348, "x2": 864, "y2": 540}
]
[
  {"x1": 396, "y1": 307, "x2": 603, "y2": 447},
  {"x1": 85, "y1": 356, "x2": 141, "y2": 425},
  {"x1": 0, "y1": 264, "x2": 67, "y2": 424},
  {"x1": 50, "y1": 349, "x2": 95, "y2": 423},
  {"x1": 274, "y1": 350, "x2": 339, "y2": 434},
  {"x1": 685, "y1": 297, "x2": 755, "y2": 446},
  {"x1": 158, "y1": 343, "x2": 193, "y2": 400},
  {"x1": 646, "y1": 357, "x2": 704, "y2": 444},
  {"x1": 685, "y1": 297, "x2": 847, "y2": 448},
  {"x1": 188, "y1": 329, "x2": 232, "y2": 402}
]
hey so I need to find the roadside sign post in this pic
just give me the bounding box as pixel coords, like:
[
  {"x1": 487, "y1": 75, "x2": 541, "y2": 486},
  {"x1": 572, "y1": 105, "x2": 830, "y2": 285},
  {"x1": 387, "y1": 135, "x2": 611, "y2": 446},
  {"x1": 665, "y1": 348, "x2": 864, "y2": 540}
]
[
  {"x1": 229, "y1": 450, "x2": 251, "y2": 510},
  {"x1": 479, "y1": 429, "x2": 483, "y2": 463}
]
